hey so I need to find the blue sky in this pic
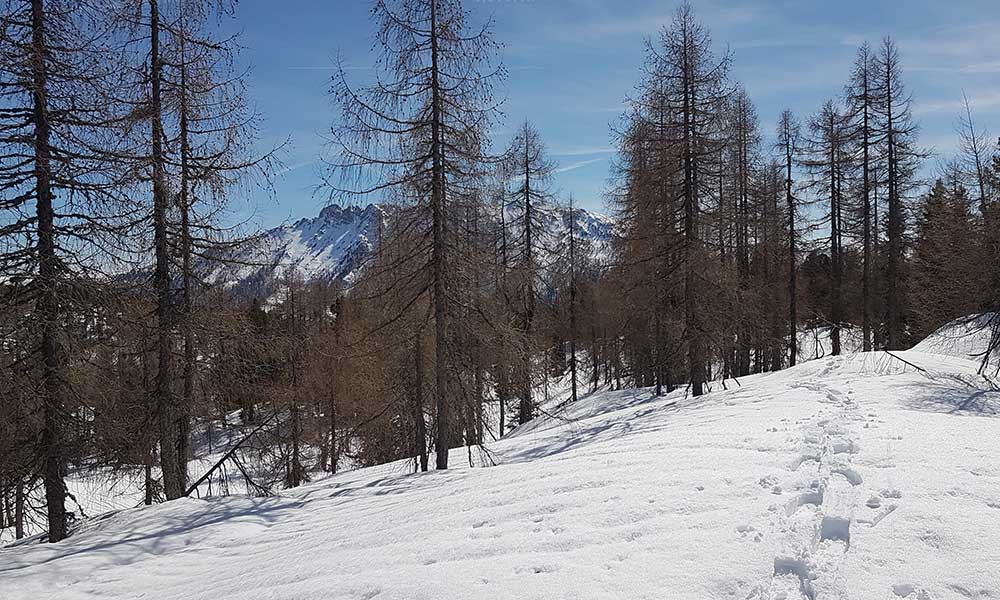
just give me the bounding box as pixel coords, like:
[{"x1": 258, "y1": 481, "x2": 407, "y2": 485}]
[{"x1": 234, "y1": 0, "x2": 1000, "y2": 227}]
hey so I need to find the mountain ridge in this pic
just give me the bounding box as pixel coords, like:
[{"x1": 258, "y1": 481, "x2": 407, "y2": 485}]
[{"x1": 209, "y1": 202, "x2": 615, "y2": 297}]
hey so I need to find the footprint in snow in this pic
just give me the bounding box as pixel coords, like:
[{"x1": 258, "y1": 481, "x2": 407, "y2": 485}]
[
  {"x1": 623, "y1": 530, "x2": 643, "y2": 542},
  {"x1": 758, "y1": 475, "x2": 779, "y2": 488},
  {"x1": 857, "y1": 504, "x2": 898, "y2": 527},
  {"x1": 789, "y1": 455, "x2": 820, "y2": 472},
  {"x1": 831, "y1": 439, "x2": 859, "y2": 455},
  {"x1": 831, "y1": 466, "x2": 863, "y2": 486},
  {"x1": 892, "y1": 583, "x2": 932, "y2": 599},
  {"x1": 515, "y1": 564, "x2": 558, "y2": 575}
]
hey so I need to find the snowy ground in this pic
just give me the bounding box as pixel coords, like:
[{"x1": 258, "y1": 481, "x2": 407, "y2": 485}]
[{"x1": 3, "y1": 345, "x2": 999, "y2": 599}]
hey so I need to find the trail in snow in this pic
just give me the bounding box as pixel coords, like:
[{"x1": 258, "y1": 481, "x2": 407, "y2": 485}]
[
  {"x1": 756, "y1": 370, "x2": 865, "y2": 599},
  {"x1": 2, "y1": 350, "x2": 1000, "y2": 600}
]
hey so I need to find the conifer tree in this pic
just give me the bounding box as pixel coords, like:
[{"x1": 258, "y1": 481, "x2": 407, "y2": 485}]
[
  {"x1": 0, "y1": 0, "x2": 130, "y2": 541},
  {"x1": 328, "y1": 0, "x2": 502, "y2": 468},
  {"x1": 776, "y1": 109, "x2": 801, "y2": 365},
  {"x1": 875, "y1": 37, "x2": 921, "y2": 349}
]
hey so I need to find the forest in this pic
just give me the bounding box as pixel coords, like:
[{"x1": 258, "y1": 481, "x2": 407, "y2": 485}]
[{"x1": 1, "y1": 0, "x2": 998, "y2": 546}]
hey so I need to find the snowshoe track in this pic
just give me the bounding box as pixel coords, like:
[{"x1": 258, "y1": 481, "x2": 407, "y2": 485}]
[{"x1": 755, "y1": 372, "x2": 866, "y2": 600}]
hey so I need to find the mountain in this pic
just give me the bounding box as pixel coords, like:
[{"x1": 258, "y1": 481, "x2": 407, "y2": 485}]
[
  {"x1": 5, "y1": 340, "x2": 999, "y2": 598},
  {"x1": 209, "y1": 202, "x2": 615, "y2": 297},
  {"x1": 206, "y1": 203, "x2": 386, "y2": 296}
]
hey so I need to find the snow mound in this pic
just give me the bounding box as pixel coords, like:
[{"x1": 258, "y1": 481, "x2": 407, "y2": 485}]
[
  {"x1": 3, "y1": 351, "x2": 1000, "y2": 599},
  {"x1": 911, "y1": 313, "x2": 998, "y2": 369}
]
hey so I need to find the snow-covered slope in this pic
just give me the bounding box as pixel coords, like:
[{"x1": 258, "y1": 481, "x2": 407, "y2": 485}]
[
  {"x1": 4, "y1": 349, "x2": 999, "y2": 599},
  {"x1": 911, "y1": 313, "x2": 999, "y2": 370},
  {"x1": 208, "y1": 203, "x2": 387, "y2": 294},
  {"x1": 211, "y1": 202, "x2": 614, "y2": 297}
]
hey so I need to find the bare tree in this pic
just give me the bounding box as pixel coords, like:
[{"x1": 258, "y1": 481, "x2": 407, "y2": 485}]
[
  {"x1": 503, "y1": 120, "x2": 554, "y2": 423},
  {"x1": 803, "y1": 100, "x2": 850, "y2": 355},
  {"x1": 875, "y1": 37, "x2": 921, "y2": 350},
  {"x1": 0, "y1": 0, "x2": 132, "y2": 541},
  {"x1": 327, "y1": 0, "x2": 502, "y2": 469},
  {"x1": 845, "y1": 43, "x2": 879, "y2": 351},
  {"x1": 776, "y1": 109, "x2": 801, "y2": 365}
]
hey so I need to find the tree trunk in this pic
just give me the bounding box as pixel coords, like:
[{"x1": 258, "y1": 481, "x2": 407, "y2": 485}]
[
  {"x1": 414, "y1": 331, "x2": 428, "y2": 471},
  {"x1": 682, "y1": 37, "x2": 706, "y2": 397},
  {"x1": 519, "y1": 122, "x2": 535, "y2": 424},
  {"x1": 177, "y1": 33, "x2": 194, "y2": 489},
  {"x1": 15, "y1": 478, "x2": 25, "y2": 539},
  {"x1": 861, "y1": 76, "x2": 873, "y2": 352},
  {"x1": 429, "y1": 0, "x2": 450, "y2": 469},
  {"x1": 786, "y1": 139, "x2": 797, "y2": 366},
  {"x1": 31, "y1": 0, "x2": 67, "y2": 542},
  {"x1": 830, "y1": 115, "x2": 843, "y2": 356},
  {"x1": 568, "y1": 207, "x2": 579, "y2": 404},
  {"x1": 885, "y1": 56, "x2": 903, "y2": 350},
  {"x1": 328, "y1": 391, "x2": 338, "y2": 473},
  {"x1": 149, "y1": 0, "x2": 184, "y2": 501}
]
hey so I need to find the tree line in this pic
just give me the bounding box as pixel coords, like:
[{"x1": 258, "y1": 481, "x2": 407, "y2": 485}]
[{"x1": 605, "y1": 3, "x2": 999, "y2": 396}]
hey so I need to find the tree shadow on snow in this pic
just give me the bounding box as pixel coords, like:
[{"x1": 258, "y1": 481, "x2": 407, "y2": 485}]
[
  {"x1": 497, "y1": 389, "x2": 719, "y2": 464},
  {"x1": 903, "y1": 376, "x2": 1000, "y2": 417},
  {"x1": 0, "y1": 495, "x2": 303, "y2": 575}
]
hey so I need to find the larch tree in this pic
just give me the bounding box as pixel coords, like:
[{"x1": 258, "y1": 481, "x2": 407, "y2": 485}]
[
  {"x1": 775, "y1": 109, "x2": 801, "y2": 365},
  {"x1": 909, "y1": 179, "x2": 978, "y2": 341},
  {"x1": 659, "y1": 3, "x2": 729, "y2": 395},
  {"x1": 803, "y1": 100, "x2": 850, "y2": 355},
  {"x1": 165, "y1": 0, "x2": 278, "y2": 495},
  {"x1": 504, "y1": 120, "x2": 554, "y2": 423},
  {"x1": 327, "y1": 0, "x2": 502, "y2": 469},
  {"x1": 115, "y1": 0, "x2": 276, "y2": 501},
  {"x1": 845, "y1": 42, "x2": 879, "y2": 352},
  {"x1": 956, "y1": 92, "x2": 993, "y2": 221},
  {"x1": 612, "y1": 1, "x2": 729, "y2": 396},
  {"x1": 875, "y1": 37, "x2": 921, "y2": 350},
  {"x1": 0, "y1": 0, "x2": 132, "y2": 541},
  {"x1": 727, "y1": 87, "x2": 761, "y2": 377}
]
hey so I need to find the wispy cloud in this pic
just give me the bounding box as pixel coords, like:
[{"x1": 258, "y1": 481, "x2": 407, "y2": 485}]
[
  {"x1": 897, "y1": 21, "x2": 1000, "y2": 76},
  {"x1": 551, "y1": 145, "x2": 614, "y2": 157},
  {"x1": 276, "y1": 159, "x2": 319, "y2": 177},
  {"x1": 914, "y1": 91, "x2": 1000, "y2": 116},
  {"x1": 546, "y1": 0, "x2": 766, "y2": 42},
  {"x1": 554, "y1": 157, "x2": 606, "y2": 174},
  {"x1": 288, "y1": 65, "x2": 371, "y2": 71}
]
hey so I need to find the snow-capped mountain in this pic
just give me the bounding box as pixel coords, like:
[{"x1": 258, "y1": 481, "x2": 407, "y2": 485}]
[{"x1": 211, "y1": 202, "x2": 615, "y2": 297}]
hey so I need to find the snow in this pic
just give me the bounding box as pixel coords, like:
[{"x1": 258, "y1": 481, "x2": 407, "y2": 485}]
[
  {"x1": 4, "y1": 350, "x2": 1000, "y2": 599},
  {"x1": 911, "y1": 313, "x2": 999, "y2": 371},
  {"x1": 17, "y1": 413, "x2": 318, "y2": 547},
  {"x1": 206, "y1": 203, "x2": 385, "y2": 291}
]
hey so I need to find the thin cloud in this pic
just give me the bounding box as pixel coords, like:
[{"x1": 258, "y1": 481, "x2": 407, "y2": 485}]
[
  {"x1": 551, "y1": 146, "x2": 614, "y2": 157},
  {"x1": 276, "y1": 159, "x2": 319, "y2": 177},
  {"x1": 288, "y1": 65, "x2": 371, "y2": 71},
  {"x1": 915, "y1": 92, "x2": 1000, "y2": 116},
  {"x1": 554, "y1": 157, "x2": 606, "y2": 174}
]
